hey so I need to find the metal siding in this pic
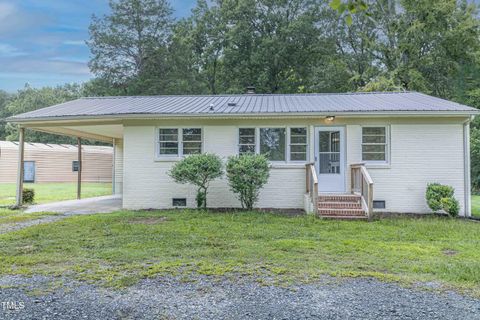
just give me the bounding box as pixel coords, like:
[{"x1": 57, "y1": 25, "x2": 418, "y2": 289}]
[{"x1": 0, "y1": 141, "x2": 113, "y2": 183}]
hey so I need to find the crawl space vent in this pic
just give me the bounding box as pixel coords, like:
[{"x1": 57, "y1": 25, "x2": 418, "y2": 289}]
[
  {"x1": 373, "y1": 201, "x2": 386, "y2": 209},
  {"x1": 172, "y1": 198, "x2": 187, "y2": 207}
]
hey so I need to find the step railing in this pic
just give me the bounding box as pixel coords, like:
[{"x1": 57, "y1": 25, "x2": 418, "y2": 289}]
[
  {"x1": 350, "y1": 163, "x2": 374, "y2": 218},
  {"x1": 305, "y1": 162, "x2": 318, "y2": 214}
]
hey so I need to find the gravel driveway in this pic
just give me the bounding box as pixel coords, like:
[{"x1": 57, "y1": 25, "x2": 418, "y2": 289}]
[{"x1": 0, "y1": 275, "x2": 479, "y2": 320}]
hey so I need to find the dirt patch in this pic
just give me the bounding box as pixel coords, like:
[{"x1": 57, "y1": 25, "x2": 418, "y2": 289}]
[
  {"x1": 127, "y1": 217, "x2": 168, "y2": 225},
  {"x1": 442, "y1": 249, "x2": 458, "y2": 256}
]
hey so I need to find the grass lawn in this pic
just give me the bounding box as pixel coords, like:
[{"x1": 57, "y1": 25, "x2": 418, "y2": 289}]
[
  {"x1": 0, "y1": 182, "x2": 112, "y2": 206},
  {"x1": 0, "y1": 210, "x2": 478, "y2": 295},
  {"x1": 472, "y1": 195, "x2": 480, "y2": 218},
  {"x1": 0, "y1": 208, "x2": 61, "y2": 227}
]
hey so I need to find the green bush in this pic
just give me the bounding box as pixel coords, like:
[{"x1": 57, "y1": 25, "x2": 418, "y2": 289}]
[
  {"x1": 22, "y1": 188, "x2": 35, "y2": 204},
  {"x1": 426, "y1": 183, "x2": 459, "y2": 217},
  {"x1": 168, "y1": 153, "x2": 223, "y2": 208},
  {"x1": 441, "y1": 197, "x2": 460, "y2": 217},
  {"x1": 426, "y1": 183, "x2": 454, "y2": 211},
  {"x1": 226, "y1": 154, "x2": 270, "y2": 210}
]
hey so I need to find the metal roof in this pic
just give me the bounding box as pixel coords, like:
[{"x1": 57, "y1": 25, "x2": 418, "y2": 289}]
[{"x1": 8, "y1": 92, "x2": 478, "y2": 121}]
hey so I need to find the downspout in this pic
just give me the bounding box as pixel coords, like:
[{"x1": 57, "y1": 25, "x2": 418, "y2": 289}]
[
  {"x1": 112, "y1": 138, "x2": 116, "y2": 195},
  {"x1": 463, "y1": 116, "x2": 473, "y2": 217}
]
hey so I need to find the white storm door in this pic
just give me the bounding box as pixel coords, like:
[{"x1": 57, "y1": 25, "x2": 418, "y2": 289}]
[{"x1": 315, "y1": 127, "x2": 346, "y2": 193}]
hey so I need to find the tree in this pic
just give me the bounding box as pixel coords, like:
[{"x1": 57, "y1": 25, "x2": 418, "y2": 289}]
[
  {"x1": 88, "y1": 0, "x2": 174, "y2": 87},
  {"x1": 168, "y1": 154, "x2": 223, "y2": 208},
  {"x1": 226, "y1": 154, "x2": 270, "y2": 210},
  {"x1": 0, "y1": 90, "x2": 12, "y2": 140},
  {"x1": 329, "y1": 0, "x2": 368, "y2": 25},
  {"x1": 4, "y1": 84, "x2": 84, "y2": 144}
]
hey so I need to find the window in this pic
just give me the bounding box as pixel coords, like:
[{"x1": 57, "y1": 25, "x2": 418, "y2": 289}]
[
  {"x1": 238, "y1": 128, "x2": 256, "y2": 154},
  {"x1": 238, "y1": 127, "x2": 308, "y2": 162},
  {"x1": 159, "y1": 128, "x2": 179, "y2": 155},
  {"x1": 362, "y1": 127, "x2": 387, "y2": 162},
  {"x1": 289, "y1": 127, "x2": 307, "y2": 161},
  {"x1": 72, "y1": 160, "x2": 79, "y2": 172},
  {"x1": 260, "y1": 128, "x2": 286, "y2": 161},
  {"x1": 158, "y1": 128, "x2": 202, "y2": 157},
  {"x1": 318, "y1": 131, "x2": 341, "y2": 173},
  {"x1": 182, "y1": 128, "x2": 202, "y2": 155}
]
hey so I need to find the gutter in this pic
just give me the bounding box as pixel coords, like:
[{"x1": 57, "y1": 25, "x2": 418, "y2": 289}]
[{"x1": 7, "y1": 110, "x2": 480, "y2": 124}]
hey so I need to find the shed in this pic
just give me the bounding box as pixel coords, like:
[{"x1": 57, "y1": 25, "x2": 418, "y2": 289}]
[{"x1": 0, "y1": 141, "x2": 113, "y2": 184}]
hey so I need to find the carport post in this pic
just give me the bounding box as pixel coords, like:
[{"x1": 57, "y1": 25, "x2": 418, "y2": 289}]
[
  {"x1": 15, "y1": 127, "x2": 25, "y2": 207},
  {"x1": 77, "y1": 137, "x2": 82, "y2": 199}
]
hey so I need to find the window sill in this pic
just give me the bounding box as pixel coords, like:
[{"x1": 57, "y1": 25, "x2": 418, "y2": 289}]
[
  {"x1": 270, "y1": 162, "x2": 307, "y2": 169},
  {"x1": 364, "y1": 162, "x2": 391, "y2": 169},
  {"x1": 154, "y1": 157, "x2": 182, "y2": 162}
]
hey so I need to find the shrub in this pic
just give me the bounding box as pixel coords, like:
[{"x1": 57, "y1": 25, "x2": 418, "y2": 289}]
[
  {"x1": 426, "y1": 183, "x2": 459, "y2": 217},
  {"x1": 426, "y1": 183, "x2": 454, "y2": 211},
  {"x1": 441, "y1": 197, "x2": 460, "y2": 217},
  {"x1": 22, "y1": 188, "x2": 35, "y2": 204},
  {"x1": 226, "y1": 154, "x2": 270, "y2": 210},
  {"x1": 168, "y1": 153, "x2": 223, "y2": 208}
]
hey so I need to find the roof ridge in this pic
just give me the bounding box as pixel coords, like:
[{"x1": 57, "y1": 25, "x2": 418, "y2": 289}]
[{"x1": 80, "y1": 91, "x2": 414, "y2": 99}]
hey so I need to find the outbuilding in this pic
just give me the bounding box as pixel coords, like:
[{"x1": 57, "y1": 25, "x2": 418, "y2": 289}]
[{"x1": 0, "y1": 140, "x2": 113, "y2": 184}]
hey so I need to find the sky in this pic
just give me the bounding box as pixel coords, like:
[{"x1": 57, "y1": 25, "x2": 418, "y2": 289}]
[{"x1": 0, "y1": 0, "x2": 196, "y2": 92}]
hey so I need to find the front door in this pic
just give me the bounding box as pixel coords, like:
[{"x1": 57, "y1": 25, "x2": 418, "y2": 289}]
[
  {"x1": 315, "y1": 127, "x2": 345, "y2": 193},
  {"x1": 23, "y1": 161, "x2": 35, "y2": 183}
]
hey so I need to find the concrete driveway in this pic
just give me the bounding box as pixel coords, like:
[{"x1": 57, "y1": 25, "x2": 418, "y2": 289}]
[{"x1": 25, "y1": 195, "x2": 122, "y2": 215}]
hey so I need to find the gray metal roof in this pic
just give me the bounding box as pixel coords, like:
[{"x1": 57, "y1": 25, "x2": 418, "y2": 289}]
[{"x1": 8, "y1": 92, "x2": 478, "y2": 122}]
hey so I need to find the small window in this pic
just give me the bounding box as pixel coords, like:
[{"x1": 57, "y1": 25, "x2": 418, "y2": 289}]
[
  {"x1": 172, "y1": 198, "x2": 187, "y2": 207},
  {"x1": 289, "y1": 127, "x2": 307, "y2": 161},
  {"x1": 159, "y1": 128, "x2": 179, "y2": 156},
  {"x1": 260, "y1": 128, "x2": 286, "y2": 161},
  {"x1": 72, "y1": 160, "x2": 80, "y2": 172},
  {"x1": 238, "y1": 128, "x2": 256, "y2": 154},
  {"x1": 362, "y1": 127, "x2": 387, "y2": 162}
]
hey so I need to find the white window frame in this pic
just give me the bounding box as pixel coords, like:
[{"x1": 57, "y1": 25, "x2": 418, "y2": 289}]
[
  {"x1": 155, "y1": 127, "x2": 203, "y2": 160},
  {"x1": 288, "y1": 127, "x2": 308, "y2": 163},
  {"x1": 237, "y1": 126, "x2": 309, "y2": 163},
  {"x1": 238, "y1": 128, "x2": 257, "y2": 155},
  {"x1": 361, "y1": 125, "x2": 390, "y2": 165}
]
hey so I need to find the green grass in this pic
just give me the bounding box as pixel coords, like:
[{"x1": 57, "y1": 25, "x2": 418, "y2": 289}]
[
  {"x1": 0, "y1": 208, "x2": 61, "y2": 225},
  {"x1": 0, "y1": 183, "x2": 112, "y2": 206},
  {"x1": 472, "y1": 195, "x2": 480, "y2": 218},
  {"x1": 0, "y1": 210, "x2": 479, "y2": 295}
]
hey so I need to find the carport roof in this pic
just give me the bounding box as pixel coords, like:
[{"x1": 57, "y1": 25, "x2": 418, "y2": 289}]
[{"x1": 8, "y1": 91, "x2": 479, "y2": 122}]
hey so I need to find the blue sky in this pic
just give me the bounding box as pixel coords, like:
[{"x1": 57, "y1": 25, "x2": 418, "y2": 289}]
[{"x1": 0, "y1": 0, "x2": 196, "y2": 92}]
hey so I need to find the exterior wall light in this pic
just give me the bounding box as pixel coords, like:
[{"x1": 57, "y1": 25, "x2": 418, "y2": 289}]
[{"x1": 325, "y1": 116, "x2": 335, "y2": 122}]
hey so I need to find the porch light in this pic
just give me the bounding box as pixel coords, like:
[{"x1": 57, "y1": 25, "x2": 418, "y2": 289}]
[{"x1": 325, "y1": 116, "x2": 335, "y2": 122}]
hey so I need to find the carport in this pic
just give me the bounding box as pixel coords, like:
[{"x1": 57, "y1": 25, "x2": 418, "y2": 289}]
[{"x1": 8, "y1": 118, "x2": 124, "y2": 207}]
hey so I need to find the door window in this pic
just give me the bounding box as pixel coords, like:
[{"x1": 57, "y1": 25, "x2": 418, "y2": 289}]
[{"x1": 318, "y1": 131, "x2": 341, "y2": 174}]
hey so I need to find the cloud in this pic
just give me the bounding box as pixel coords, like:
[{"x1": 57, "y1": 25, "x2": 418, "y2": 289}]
[
  {"x1": 63, "y1": 40, "x2": 86, "y2": 46},
  {"x1": 0, "y1": 2, "x2": 51, "y2": 36},
  {"x1": 1, "y1": 57, "x2": 90, "y2": 76},
  {"x1": 0, "y1": 43, "x2": 27, "y2": 57}
]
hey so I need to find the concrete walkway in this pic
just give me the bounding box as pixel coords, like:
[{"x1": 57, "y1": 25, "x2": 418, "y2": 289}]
[
  {"x1": 25, "y1": 195, "x2": 122, "y2": 215},
  {"x1": 0, "y1": 196, "x2": 122, "y2": 234}
]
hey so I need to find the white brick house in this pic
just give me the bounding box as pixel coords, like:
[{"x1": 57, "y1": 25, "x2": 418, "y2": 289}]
[{"x1": 8, "y1": 92, "x2": 478, "y2": 217}]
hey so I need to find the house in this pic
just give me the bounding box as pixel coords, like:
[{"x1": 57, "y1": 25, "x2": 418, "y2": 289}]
[
  {"x1": 7, "y1": 92, "x2": 478, "y2": 218},
  {"x1": 0, "y1": 141, "x2": 113, "y2": 184}
]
